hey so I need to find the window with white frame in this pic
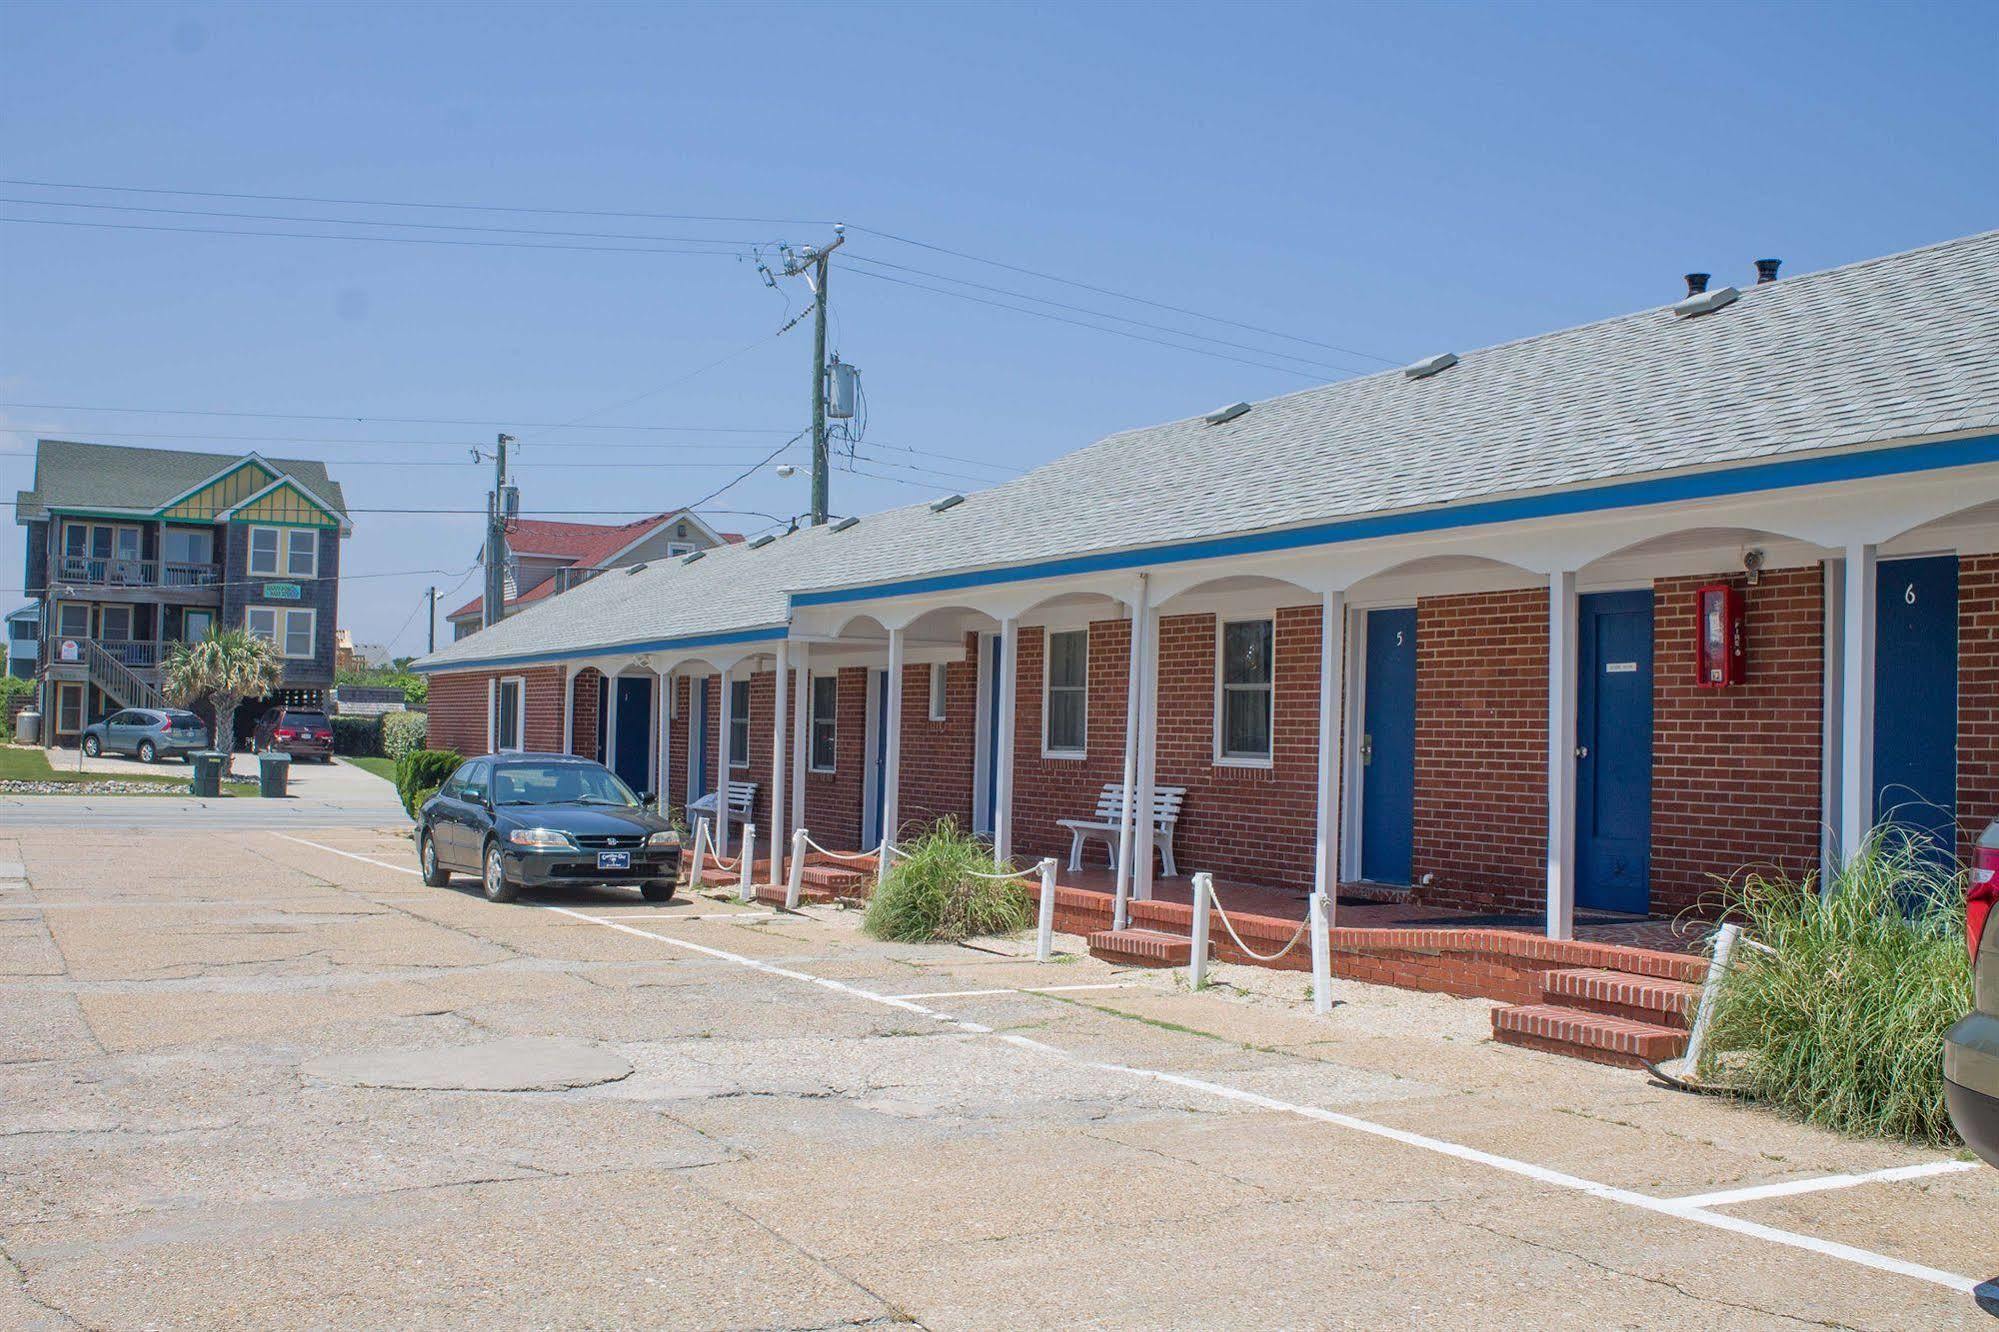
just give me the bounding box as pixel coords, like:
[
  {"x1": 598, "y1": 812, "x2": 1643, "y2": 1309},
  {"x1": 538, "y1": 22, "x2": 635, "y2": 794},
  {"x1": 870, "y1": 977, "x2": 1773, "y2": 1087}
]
[
  {"x1": 1217, "y1": 618, "x2": 1274, "y2": 764},
  {"x1": 247, "y1": 606, "x2": 316, "y2": 659},
  {"x1": 928, "y1": 662, "x2": 946, "y2": 721},
  {"x1": 247, "y1": 526, "x2": 282, "y2": 576},
  {"x1": 665, "y1": 541, "x2": 696, "y2": 557},
  {"x1": 1043, "y1": 629, "x2": 1088, "y2": 757},
  {"x1": 809, "y1": 674, "x2": 838, "y2": 772},
  {"x1": 284, "y1": 528, "x2": 319, "y2": 578},
  {"x1": 729, "y1": 678, "x2": 751, "y2": 767},
  {"x1": 491, "y1": 677, "x2": 525, "y2": 752}
]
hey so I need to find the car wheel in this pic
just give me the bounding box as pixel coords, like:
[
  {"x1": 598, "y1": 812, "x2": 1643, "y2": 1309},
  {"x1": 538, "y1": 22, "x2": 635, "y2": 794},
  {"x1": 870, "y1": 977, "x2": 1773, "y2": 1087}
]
[
  {"x1": 419, "y1": 830, "x2": 452, "y2": 887},
  {"x1": 641, "y1": 882, "x2": 675, "y2": 904},
  {"x1": 482, "y1": 842, "x2": 518, "y2": 904},
  {"x1": 81, "y1": 735, "x2": 101, "y2": 757},
  {"x1": 137, "y1": 740, "x2": 157, "y2": 764}
]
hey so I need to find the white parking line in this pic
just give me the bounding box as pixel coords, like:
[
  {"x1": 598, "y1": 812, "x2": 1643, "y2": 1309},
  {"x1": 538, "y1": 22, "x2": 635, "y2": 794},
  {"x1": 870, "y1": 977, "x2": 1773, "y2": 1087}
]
[
  {"x1": 270, "y1": 833, "x2": 1982, "y2": 1297},
  {"x1": 1669, "y1": 1160, "x2": 1981, "y2": 1209},
  {"x1": 888, "y1": 982, "x2": 1139, "y2": 1000}
]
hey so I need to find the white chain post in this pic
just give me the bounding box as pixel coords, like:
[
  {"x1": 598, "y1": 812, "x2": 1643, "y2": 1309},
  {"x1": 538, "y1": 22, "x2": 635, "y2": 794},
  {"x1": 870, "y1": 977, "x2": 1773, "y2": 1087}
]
[
  {"x1": 689, "y1": 816, "x2": 711, "y2": 891},
  {"x1": 1189, "y1": 872, "x2": 1213, "y2": 991},
  {"x1": 738, "y1": 824, "x2": 757, "y2": 903},
  {"x1": 1309, "y1": 889, "x2": 1332, "y2": 1016},
  {"x1": 785, "y1": 827, "x2": 808, "y2": 910},
  {"x1": 1035, "y1": 857, "x2": 1058, "y2": 963},
  {"x1": 1680, "y1": 922, "x2": 1740, "y2": 1075}
]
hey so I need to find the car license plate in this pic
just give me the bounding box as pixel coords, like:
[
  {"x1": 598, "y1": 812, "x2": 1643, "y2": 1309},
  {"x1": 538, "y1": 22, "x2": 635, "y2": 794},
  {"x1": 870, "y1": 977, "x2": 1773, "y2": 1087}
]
[{"x1": 597, "y1": 851, "x2": 631, "y2": 870}]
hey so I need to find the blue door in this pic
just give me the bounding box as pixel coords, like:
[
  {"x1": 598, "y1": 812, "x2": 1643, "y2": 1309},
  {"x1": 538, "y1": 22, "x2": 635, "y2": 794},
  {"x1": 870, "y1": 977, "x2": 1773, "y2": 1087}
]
[
  {"x1": 1361, "y1": 608, "x2": 1417, "y2": 885},
  {"x1": 864, "y1": 670, "x2": 889, "y2": 845},
  {"x1": 1576, "y1": 591, "x2": 1654, "y2": 914},
  {"x1": 613, "y1": 676, "x2": 651, "y2": 795},
  {"x1": 1874, "y1": 556, "x2": 1958, "y2": 861},
  {"x1": 693, "y1": 677, "x2": 712, "y2": 799}
]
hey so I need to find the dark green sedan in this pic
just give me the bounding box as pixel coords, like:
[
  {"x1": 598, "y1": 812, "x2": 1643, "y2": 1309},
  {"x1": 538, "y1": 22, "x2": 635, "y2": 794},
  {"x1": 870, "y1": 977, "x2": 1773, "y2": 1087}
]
[{"x1": 415, "y1": 753, "x2": 682, "y2": 905}]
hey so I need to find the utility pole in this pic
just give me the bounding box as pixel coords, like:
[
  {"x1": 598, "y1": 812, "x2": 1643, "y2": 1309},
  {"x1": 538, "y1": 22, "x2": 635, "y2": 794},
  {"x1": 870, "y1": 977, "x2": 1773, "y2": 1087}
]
[
  {"x1": 783, "y1": 226, "x2": 845, "y2": 525},
  {"x1": 427, "y1": 586, "x2": 437, "y2": 654},
  {"x1": 483, "y1": 433, "x2": 514, "y2": 629}
]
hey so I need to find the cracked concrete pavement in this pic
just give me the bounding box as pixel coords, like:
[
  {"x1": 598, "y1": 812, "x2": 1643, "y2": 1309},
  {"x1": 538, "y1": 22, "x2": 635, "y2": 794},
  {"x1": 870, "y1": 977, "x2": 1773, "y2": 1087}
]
[{"x1": 1, "y1": 824, "x2": 1995, "y2": 1329}]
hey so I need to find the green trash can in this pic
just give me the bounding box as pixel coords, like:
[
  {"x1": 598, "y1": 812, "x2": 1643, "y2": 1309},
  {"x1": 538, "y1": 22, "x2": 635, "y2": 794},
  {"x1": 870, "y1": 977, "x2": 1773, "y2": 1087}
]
[
  {"x1": 190, "y1": 751, "x2": 224, "y2": 798},
  {"x1": 257, "y1": 752, "x2": 292, "y2": 798}
]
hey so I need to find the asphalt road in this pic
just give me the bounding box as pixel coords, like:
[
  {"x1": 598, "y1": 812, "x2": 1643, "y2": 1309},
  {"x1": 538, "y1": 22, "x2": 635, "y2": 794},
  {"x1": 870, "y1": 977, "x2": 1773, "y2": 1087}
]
[{"x1": 2, "y1": 825, "x2": 1994, "y2": 1329}]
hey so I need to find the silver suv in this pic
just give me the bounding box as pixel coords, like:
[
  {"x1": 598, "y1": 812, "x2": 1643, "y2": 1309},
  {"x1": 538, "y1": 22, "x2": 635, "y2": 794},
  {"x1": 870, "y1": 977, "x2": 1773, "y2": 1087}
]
[{"x1": 79, "y1": 708, "x2": 209, "y2": 763}]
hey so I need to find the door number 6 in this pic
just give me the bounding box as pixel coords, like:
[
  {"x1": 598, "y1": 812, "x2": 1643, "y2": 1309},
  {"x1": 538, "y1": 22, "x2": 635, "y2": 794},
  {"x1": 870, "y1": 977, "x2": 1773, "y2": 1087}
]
[{"x1": 1905, "y1": 583, "x2": 1917, "y2": 605}]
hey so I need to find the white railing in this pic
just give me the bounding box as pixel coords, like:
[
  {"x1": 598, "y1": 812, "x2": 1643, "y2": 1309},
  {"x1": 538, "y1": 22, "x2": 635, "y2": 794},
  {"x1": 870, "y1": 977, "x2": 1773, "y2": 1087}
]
[{"x1": 1187, "y1": 874, "x2": 1333, "y2": 1015}]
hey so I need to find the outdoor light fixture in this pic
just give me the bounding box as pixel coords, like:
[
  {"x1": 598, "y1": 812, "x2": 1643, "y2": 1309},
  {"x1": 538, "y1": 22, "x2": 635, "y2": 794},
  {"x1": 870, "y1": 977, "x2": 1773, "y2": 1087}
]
[{"x1": 774, "y1": 464, "x2": 797, "y2": 479}]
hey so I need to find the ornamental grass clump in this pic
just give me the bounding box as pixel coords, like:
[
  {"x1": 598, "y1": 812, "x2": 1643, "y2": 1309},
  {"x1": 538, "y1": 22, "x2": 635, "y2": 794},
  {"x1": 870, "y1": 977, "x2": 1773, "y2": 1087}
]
[
  {"x1": 1700, "y1": 827, "x2": 1970, "y2": 1145},
  {"x1": 863, "y1": 818, "x2": 1032, "y2": 944}
]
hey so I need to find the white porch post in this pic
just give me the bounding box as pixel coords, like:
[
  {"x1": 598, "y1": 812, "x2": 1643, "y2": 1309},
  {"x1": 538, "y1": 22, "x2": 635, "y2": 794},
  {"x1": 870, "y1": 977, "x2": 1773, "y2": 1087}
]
[
  {"x1": 561, "y1": 665, "x2": 575, "y2": 756},
  {"x1": 656, "y1": 667, "x2": 672, "y2": 806},
  {"x1": 771, "y1": 643, "x2": 789, "y2": 887},
  {"x1": 1838, "y1": 542, "x2": 1878, "y2": 867},
  {"x1": 603, "y1": 676, "x2": 616, "y2": 774},
  {"x1": 1545, "y1": 570, "x2": 1579, "y2": 940},
  {"x1": 995, "y1": 617, "x2": 1019, "y2": 865},
  {"x1": 1113, "y1": 575, "x2": 1149, "y2": 929},
  {"x1": 1314, "y1": 589, "x2": 1347, "y2": 907},
  {"x1": 1133, "y1": 602, "x2": 1161, "y2": 901},
  {"x1": 882, "y1": 627, "x2": 905, "y2": 856},
  {"x1": 716, "y1": 664, "x2": 734, "y2": 855},
  {"x1": 790, "y1": 644, "x2": 809, "y2": 838}
]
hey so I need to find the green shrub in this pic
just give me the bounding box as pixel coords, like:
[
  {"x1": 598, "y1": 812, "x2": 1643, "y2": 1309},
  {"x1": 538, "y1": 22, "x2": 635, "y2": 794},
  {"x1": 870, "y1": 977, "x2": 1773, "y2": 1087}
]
[
  {"x1": 381, "y1": 710, "x2": 428, "y2": 761},
  {"x1": 394, "y1": 748, "x2": 462, "y2": 818},
  {"x1": 0, "y1": 675, "x2": 34, "y2": 740},
  {"x1": 411, "y1": 783, "x2": 442, "y2": 813},
  {"x1": 1702, "y1": 827, "x2": 1970, "y2": 1145},
  {"x1": 863, "y1": 818, "x2": 1031, "y2": 944},
  {"x1": 331, "y1": 715, "x2": 383, "y2": 757}
]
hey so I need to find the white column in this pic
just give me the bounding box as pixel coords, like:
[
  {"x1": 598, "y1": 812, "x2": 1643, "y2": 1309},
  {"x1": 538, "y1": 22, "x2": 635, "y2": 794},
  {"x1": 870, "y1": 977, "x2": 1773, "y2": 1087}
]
[
  {"x1": 771, "y1": 643, "x2": 789, "y2": 887},
  {"x1": 995, "y1": 617, "x2": 1019, "y2": 865},
  {"x1": 1314, "y1": 589, "x2": 1347, "y2": 905},
  {"x1": 790, "y1": 644, "x2": 809, "y2": 837},
  {"x1": 1839, "y1": 542, "x2": 1878, "y2": 867},
  {"x1": 561, "y1": 665, "x2": 575, "y2": 755},
  {"x1": 603, "y1": 676, "x2": 617, "y2": 774},
  {"x1": 1545, "y1": 570, "x2": 1579, "y2": 941},
  {"x1": 1133, "y1": 603, "x2": 1161, "y2": 901},
  {"x1": 656, "y1": 667, "x2": 672, "y2": 808},
  {"x1": 715, "y1": 664, "x2": 734, "y2": 855},
  {"x1": 1820, "y1": 560, "x2": 1845, "y2": 887},
  {"x1": 1113, "y1": 575, "x2": 1149, "y2": 924},
  {"x1": 881, "y1": 627, "x2": 906, "y2": 855}
]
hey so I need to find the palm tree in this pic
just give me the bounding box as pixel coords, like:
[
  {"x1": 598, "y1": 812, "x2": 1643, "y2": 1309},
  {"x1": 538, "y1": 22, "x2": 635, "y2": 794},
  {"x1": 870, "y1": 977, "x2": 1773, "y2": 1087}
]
[{"x1": 161, "y1": 629, "x2": 285, "y2": 773}]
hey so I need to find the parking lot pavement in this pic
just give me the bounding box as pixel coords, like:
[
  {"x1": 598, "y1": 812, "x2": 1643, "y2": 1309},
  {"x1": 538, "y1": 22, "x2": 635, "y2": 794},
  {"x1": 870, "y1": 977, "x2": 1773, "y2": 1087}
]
[
  {"x1": 2, "y1": 826, "x2": 1995, "y2": 1328},
  {"x1": 0, "y1": 756, "x2": 405, "y2": 829}
]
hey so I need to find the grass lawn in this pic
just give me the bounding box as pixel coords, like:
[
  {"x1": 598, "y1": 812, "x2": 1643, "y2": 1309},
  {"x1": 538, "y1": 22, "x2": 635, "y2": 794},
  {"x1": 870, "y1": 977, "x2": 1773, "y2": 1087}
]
[
  {"x1": 343, "y1": 755, "x2": 399, "y2": 783},
  {"x1": 0, "y1": 745, "x2": 197, "y2": 790}
]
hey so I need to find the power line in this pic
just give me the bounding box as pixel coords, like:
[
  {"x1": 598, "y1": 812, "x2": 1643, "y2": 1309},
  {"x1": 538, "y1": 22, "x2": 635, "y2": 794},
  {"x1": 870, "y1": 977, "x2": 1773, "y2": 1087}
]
[
  {"x1": 850, "y1": 225, "x2": 1400, "y2": 365},
  {"x1": 0, "y1": 177, "x2": 833, "y2": 227},
  {"x1": 0, "y1": 215, "x2": 762, "y2": 258}
]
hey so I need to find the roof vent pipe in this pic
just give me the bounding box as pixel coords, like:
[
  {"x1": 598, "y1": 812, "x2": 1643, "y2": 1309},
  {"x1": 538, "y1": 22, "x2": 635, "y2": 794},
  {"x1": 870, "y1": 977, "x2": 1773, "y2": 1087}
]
[
  {"x1": 1403, "y1": 352, "x2": 1459, "y2": 380},
  {"x1": 1684, "y1": 273, "x2": 1710, "y2": 296},
  {"x1": 1755, "y1": 258, "x2": 1781, "y2": 284},
  {"x1": 1203, "y1": 402, "x2": 1251, "y2": 426}
]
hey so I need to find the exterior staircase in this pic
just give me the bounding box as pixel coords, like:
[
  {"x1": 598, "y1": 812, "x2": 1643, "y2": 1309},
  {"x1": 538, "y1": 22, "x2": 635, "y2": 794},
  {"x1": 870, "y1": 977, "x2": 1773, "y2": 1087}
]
[
  {"x1": 752, "y1": 863, "x2": 871, "y2": 905},
  {"x1": 1086, "y1": 927, "x2": 1194, "y2": 967},
  {"x1": 84, "y1": 639, "x2": 164, "y2": 710},
  {"x1": 1490, "y1": 965, "x2": 1699, "y2": 1068}
]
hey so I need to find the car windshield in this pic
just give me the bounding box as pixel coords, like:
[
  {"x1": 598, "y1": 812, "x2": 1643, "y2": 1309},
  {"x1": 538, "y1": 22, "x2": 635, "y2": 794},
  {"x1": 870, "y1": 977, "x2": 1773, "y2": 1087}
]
[
  {"x1": 162, "y1": 711, "x2": 202, "y2": 727},
  {"x1": 286, "y1": 713, "x2": 329, "y2": 727},
  {"x1": 491, "y1": 762, "x2": 640, "y2": 808}
]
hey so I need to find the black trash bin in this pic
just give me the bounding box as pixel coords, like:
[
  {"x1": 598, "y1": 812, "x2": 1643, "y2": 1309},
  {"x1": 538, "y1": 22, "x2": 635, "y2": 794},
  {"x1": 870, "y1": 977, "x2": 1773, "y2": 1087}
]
[
  {"x1": 257, "y1": 752, "x2": 292, "y2": 798},
  {"x1": 190, "y1": 751, "x2": 224, "y2": 798}
]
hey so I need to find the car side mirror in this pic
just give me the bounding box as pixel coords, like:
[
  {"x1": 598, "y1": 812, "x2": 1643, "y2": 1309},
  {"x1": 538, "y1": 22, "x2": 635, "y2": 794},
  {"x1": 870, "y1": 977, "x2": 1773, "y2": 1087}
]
[{"x1": 640, "y1": 790, "x2": 657, "y2": 808}]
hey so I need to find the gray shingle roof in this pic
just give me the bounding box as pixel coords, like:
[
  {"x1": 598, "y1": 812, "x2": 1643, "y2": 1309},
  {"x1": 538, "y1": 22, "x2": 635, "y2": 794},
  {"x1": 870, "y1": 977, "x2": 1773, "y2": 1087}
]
[
  {"x1": 418, "y1": 228, "x2": 1999, "y2": 672},
  {"x1": 15, "y1": 441, "x2": 349, "y2": 523}
]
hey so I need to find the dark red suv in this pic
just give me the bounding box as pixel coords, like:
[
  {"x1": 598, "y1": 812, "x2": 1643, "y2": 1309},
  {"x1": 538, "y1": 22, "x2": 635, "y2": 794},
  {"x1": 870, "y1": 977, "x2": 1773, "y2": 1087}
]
[{"x1": 252, "y1": 708, "x2": 335, "y2": 762}]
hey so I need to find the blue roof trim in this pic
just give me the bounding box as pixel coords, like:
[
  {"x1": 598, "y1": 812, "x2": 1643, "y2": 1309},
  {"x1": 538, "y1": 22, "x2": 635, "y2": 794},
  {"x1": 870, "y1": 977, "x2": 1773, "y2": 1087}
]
[
  {"x1": 415, "y1": 624, "x2": 787, "y2": 674},
  {"x1": 792, "y1": 431, "x2": 1999, "y2": 608}
]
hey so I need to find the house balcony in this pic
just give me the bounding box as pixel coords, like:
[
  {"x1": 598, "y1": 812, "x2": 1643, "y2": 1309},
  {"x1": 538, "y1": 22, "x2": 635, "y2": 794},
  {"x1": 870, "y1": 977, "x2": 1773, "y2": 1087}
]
[{"x1": 53, "y1": 557, "x2": 223, "y2": 603}]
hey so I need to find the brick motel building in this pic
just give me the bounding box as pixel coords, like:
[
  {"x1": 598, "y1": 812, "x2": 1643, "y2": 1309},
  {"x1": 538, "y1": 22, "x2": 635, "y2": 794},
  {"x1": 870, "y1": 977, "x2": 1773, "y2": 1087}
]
[{"x1": 418, "y1": 231, "x2": 1999, "y2": 1064}]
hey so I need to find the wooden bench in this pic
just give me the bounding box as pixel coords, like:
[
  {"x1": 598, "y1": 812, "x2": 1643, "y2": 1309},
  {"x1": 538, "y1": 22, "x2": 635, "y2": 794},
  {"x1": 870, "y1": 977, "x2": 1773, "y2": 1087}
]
[
  {"x1": 687, "y1": 779, "x2": 758, "y2": 824},
  {"x1": 1058, "y1": 784, "x2": 1185, "y2": 877}
]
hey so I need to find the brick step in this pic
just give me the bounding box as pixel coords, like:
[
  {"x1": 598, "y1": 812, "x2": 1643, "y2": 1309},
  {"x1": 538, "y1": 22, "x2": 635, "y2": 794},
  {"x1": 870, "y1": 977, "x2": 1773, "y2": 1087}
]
[
  {"x1": 1539, "y1": 967, "x2": 1700, "y2": 1029},
  {"x1": 1088, "y1": 928, "x2": 1193, "y2": 968},
  {"x1": 800, "y1": 864, "x2": 869, "y2": 890},
  {"x1": 1490, "y1": 1003, "x2": 1685, "y2": 1069}
]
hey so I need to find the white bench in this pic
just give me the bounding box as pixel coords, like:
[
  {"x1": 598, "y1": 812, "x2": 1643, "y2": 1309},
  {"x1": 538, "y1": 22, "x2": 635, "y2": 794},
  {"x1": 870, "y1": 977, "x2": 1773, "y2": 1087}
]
[
  {"x1": 1058, "y1": 783, "x2": 1185, "y2": 878},
  {"x1": 686, "y1": 780, "x2": 758, "y2": 823}
]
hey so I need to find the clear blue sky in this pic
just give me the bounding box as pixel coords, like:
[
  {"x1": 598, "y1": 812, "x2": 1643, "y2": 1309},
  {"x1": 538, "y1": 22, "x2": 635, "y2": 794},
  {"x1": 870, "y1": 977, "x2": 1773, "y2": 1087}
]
[{"x1": 3, "y1": 1, "x2": 1993, "y2": 654}]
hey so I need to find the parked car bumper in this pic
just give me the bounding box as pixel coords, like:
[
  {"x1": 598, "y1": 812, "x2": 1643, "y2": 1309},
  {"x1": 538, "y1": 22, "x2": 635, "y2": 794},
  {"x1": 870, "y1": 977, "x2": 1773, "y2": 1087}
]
[
  {"x1": 155, "y1": 734, "x2": 210, "y2": 758},
  {"x1": 502, "y1": 845, "x2": 681, "y2": 888},
  {"x1": 1944, "y1": 1011, "x2": 1999, "y2": 1166},
  {"x1": 269, "y1": 739, "x2": 333, "y2": 759}
]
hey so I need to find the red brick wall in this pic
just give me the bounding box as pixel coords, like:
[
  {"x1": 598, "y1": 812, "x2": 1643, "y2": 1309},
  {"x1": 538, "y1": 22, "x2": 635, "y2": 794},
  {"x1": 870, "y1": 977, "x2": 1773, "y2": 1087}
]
[
  {"x1": 1411, "y1": 588, "x2": 1550, "y2": 914},
  {"x1": 803, "y1": 666, "x2": 867, "y2": 849},
  {"x1": 895, "y1": 635, "x2": 979, "y2": 835},
  {"x1": 425, "y1": 666, "x2": 566, "y2": 758},
  {"x1": 571, "y1": 668, "x2": 602, "y2": 760},
  {"x1": 1010, "y1": 620, "x2": 1131, "y2": 868},
  {"x1": 1958, "y1": 555, "x2": 1999, "y2": 857},
  {"x1": 1651, "y1": 568, "x2": 1824, "y2": 914}
]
